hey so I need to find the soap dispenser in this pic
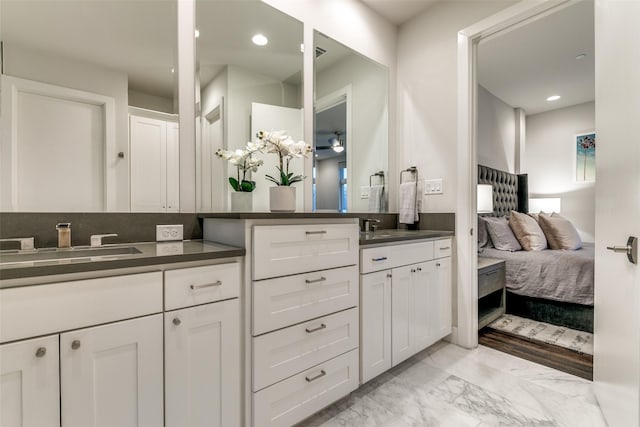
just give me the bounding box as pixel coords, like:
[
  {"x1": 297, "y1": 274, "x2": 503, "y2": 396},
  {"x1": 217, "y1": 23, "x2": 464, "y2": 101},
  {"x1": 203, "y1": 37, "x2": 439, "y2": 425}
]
[{"x1": 56, "y1": 223, "x2": 71, "y2": 248}]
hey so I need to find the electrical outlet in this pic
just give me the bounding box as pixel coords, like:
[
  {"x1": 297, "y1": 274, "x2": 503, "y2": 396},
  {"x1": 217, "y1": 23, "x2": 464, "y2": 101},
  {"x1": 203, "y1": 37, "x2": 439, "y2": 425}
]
[
  {"x1": 360, "y1": 186, "x2": 370, "y2": 199},
  {"x1": 156, "y1": 224, "x2": 184, "y2": 242},
  {"x1": 424, "y1": 179, "x2": 443, "y2": 195}
]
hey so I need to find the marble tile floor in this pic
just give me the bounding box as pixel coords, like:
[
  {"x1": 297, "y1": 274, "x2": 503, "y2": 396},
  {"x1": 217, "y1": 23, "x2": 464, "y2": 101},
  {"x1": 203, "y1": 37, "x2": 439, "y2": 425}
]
[{"x1": 297, "y1": 342, "x2": 608, "y2": 427}]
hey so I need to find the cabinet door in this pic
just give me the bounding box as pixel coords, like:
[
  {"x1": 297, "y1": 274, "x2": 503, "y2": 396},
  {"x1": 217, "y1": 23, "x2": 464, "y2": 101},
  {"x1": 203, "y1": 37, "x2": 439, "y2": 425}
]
[
  {"x1": 360, "y1": 271, "x2": 391, "y2": 383},
  {"x1": 413, "y1": 261, "x2": 436, "y2": 352},
  {"x1": 165, "y1": 299, "x2": 240, "y2": 427},
  {"x1": 0, "y1": 335, "x2": 59, "y2": 427},
  {"x1": 165, "y1": 121, "x2": 180, "y2": 212},
  {"x1": 60, "y1": 314, "x2": 164, "y2": 427},
  {"x1": 391, "y1": 265, "x2": 414, "y2": 366},
  {"x1": 130, "y1": 114, "x2": 167, "y2": 212},
  {"x1": 434, "y1": 257, "x2": 453, "y2": 340}
]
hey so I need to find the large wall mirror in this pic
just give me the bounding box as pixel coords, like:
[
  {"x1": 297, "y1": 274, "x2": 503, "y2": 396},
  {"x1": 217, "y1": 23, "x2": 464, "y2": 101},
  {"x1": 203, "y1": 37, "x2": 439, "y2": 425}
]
[
  {"x1": 196, "y1": 0, "x2": 303, "y2": 212},
  {"x1": 0, "y1": 0, "x2": 178, "y2": 212},
  {"x1": 313, "y1": 31, "x2": 389, "y2": 213}
]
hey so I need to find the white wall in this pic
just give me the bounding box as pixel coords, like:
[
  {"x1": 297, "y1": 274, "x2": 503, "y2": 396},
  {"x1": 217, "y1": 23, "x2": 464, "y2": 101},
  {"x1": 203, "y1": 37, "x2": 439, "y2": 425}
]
[
  {"x1": 477, "y1": 85, "x2": 516, "y2": 173},
  {"x1": 128, "y1": 89, "x2": 175, "y2": 114},
  {"x1": 396, "y1": 0, "x2": 515, "y2": 213},
  {"x1": 526, "y1": 101, "x2": 595, "y2": 242},
  {"x1": 316, "y1": 54, "x2": 388, "y2": 212},
  {"x1": 3, "y1": 43, "x2": 130, "y2": 211}
]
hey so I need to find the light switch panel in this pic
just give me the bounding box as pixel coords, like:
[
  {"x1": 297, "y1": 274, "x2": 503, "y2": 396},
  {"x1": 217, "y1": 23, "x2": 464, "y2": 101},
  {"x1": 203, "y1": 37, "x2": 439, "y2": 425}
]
[
  {"x1": 360, "y1": 186, "x2": 370, "y2": 199},
  {"x1": 424, "y1": 179, "x2": 443, "y2": 195}
]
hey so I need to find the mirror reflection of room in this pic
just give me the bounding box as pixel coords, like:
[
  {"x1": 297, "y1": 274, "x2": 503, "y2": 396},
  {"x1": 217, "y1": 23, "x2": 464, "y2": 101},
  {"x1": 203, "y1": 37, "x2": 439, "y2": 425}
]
[
  {"x1": 195, "y1": 0, "x2": 303, "y2": 213},
  {"x1": 313, "y1": 31, "x2": 389, "y2": 213},
  {"x1": 0, "y1": 0, "x2": 178, "y2": 213}
]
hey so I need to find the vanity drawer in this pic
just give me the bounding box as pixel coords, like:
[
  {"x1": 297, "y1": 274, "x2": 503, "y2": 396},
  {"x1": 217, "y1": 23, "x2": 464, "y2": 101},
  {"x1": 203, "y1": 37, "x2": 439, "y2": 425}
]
[
  {"x1": 0, "y1": 272, "x2": 162, "y2": 343},
  {"x1": 253, "y1": 307, "x2": 358, "y2": 392},
  {"x1": 253, "y1": 349, "x2": 359, "y2": 427},
  {"x1": 434, "y1": 238, "x2": 452, "y2": 258},
  {"x1": 252, "y1": 224, "x2": 358, "y2": 280},
  {"x1": 360, "y1": 241, "x2": 434, "y2": 274},
  {"x1": 164, "y1": 262, "x2": 240, "y2": 310},
  {"x1": 253, "y1": 265, "x2": 358, "y2": 335},
  {"x1": 478, "y1": 262, "x2": 505, "y2": 298}
]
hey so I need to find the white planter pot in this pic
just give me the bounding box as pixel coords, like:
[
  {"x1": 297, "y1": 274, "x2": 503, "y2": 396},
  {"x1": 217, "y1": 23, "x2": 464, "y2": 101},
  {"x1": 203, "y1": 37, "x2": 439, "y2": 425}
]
[
  {"x1": 269, "y1": 186, "x2": 296, "y2": 213},
  {"x1": 231, "y1": 192, "x2": 253, "y2": 212}
]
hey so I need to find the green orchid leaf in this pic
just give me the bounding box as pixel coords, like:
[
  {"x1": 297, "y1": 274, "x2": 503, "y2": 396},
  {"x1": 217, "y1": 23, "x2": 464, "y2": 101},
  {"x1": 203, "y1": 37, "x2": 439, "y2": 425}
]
[
  {"x1": 240, "y1": 180, "x2": 256, "y2": 192},
  {"x1": 228, "y1": 177, "x2": 240, "y2": 191}
]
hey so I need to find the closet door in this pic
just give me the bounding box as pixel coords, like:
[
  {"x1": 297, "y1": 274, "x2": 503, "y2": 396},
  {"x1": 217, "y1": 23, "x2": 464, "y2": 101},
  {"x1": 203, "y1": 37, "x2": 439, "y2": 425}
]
[
  {"x1": 130, "y1": 115, "x2": 167, "y2": 212},
  {"x1": 165, "y1": 122, "x2": 180, "y2": 212}
]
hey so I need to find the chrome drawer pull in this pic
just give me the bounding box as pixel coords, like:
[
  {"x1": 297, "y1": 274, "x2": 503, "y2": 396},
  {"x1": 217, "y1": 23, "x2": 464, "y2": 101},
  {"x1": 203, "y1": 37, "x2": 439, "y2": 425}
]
[
  {"x1": 439, "y1": 246, "x2": 450, "y2": 250},
  {"x1": 190, "y1": 280, "x2": 222, "y2": 290},
  {"x1": 485, "y1": 271, "x2": 498, "y2": 276},
  {"x1": 305, "y1": 323, "x2": 327, "y2": 333},
  {"x1": 372, "y1": 257, "x2": 388, "y2": 262},
  {"x1": 305, "y1": 230, "x2": 327, "y2": 235},
  {"x1": 305, "y1": 369, "x2": 327, "y2": 383},
  {"x1": 305, "y1": 276, "x2": 326, "y2": 284}
]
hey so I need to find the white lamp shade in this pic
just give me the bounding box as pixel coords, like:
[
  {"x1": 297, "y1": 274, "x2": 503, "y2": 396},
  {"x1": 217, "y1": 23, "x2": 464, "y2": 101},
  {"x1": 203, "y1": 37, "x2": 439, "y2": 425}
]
[
  {"x1": 529, "y1": 197, "x2": 561, "y2": 213},
  {"x1": 477, "y1": 184, "x2": 494, "y2": 213}
]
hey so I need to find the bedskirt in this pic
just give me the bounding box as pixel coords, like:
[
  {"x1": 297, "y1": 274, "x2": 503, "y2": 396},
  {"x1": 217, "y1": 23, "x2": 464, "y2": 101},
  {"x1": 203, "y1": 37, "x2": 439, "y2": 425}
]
[{"x1": 506, "y1": 291, "x2": 594, "y2": 333}]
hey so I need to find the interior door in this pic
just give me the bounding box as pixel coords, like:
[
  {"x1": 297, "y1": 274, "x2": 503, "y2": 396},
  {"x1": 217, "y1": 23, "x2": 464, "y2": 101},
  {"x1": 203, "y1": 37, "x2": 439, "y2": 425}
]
[{"x1": 593, "y1": 1, "x2": 640, "y2": 425}]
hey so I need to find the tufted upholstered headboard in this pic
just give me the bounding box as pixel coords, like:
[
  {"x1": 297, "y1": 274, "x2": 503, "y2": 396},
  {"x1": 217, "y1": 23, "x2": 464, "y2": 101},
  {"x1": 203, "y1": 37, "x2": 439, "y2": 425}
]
[{"x1": 478, "y1": 165, "x2": 529, "y2": 217}]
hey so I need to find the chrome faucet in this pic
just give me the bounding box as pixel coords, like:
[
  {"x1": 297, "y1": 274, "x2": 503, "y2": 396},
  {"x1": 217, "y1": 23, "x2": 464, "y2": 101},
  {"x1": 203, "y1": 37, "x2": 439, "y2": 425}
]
[
  {"x1": 362, "y1": 218, "x2": 381, "y2": 232},
  {"x1": 0, "y1": 237, "x2": 35, "y2": 250},
  {"x1": 90, "y1": 234, "x2": 118, "y2": 247}
]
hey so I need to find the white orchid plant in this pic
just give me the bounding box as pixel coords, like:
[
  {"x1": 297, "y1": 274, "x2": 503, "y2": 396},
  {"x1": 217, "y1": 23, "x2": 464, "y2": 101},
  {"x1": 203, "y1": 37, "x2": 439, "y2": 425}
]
[
  {"x1": 215, "y1": 143, "x2": 263, "y2": 192},
  {"x1": 256, "y1": 130, "x2": 311, "y2": 186}
]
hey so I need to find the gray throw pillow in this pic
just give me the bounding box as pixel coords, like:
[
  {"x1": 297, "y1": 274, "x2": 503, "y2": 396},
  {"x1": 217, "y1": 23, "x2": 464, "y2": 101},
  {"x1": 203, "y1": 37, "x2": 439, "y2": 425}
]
[
  {"x1": 483, "y1": 216, "x2": 522, "y2": 251},
  {"x1": 477, "y1": 216, "x2": 492, "y2": 248}
]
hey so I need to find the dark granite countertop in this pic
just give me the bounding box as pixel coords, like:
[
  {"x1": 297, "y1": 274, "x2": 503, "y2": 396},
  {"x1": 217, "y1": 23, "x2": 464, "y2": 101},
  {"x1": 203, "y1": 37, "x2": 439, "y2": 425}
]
[
  {"x1": 0, "y1": 240, "x2": 244, "y2": 282},
  {"x1": 359, "y1": 229, "x2": 454, "y2": 245},
  {"x1": 199, "y1": 212, "x2": 362, "y2": 219}
]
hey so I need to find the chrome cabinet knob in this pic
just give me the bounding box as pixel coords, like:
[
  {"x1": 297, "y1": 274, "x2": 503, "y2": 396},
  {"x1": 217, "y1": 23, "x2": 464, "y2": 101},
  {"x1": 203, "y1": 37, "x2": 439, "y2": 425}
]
[
  {"x1": 35, "y1": 347, "x2": 47, "y2": 357},
  {"x1": 173, "y1": 318, "x2": 181, "y2": 326},
  {"x1": 71, "y1": 340, "x2": 81, "y2": 350}
]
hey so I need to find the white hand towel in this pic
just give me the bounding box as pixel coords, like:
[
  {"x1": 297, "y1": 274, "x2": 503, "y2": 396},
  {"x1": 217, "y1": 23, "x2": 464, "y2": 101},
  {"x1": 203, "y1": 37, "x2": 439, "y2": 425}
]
[
  {"x1": 399, "y1": 182, "x2": 417, "y2": 224},
  {"x1": 368, "y1": 185, "x2": 384, "y2": 213}
]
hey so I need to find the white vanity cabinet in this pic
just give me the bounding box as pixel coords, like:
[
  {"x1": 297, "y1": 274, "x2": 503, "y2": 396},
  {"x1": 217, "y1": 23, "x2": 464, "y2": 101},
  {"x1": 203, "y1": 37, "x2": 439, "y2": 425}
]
[
  {"x1": 0, "y1": 258, "x2": 242, "y2": 427},
  {"x1": 360, "y1": 238, "x2": 453, "y2": 383},
  {"x1": 249, "y1": 222, "x2": 360, "y2": 427},
  {"x1": 60, "y1": 314, "x2": 164, "y2": 427},
  {"x1": 0, "y1": 335, "x2": 60, "y2": 427},
  {"x1": 164, "y1": 263, "x2": 241, "y2": 427}
]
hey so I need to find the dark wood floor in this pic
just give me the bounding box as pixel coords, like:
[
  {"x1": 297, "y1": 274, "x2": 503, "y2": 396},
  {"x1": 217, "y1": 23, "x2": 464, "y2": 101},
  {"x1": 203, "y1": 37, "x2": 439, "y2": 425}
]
[{"x1": 479, "y1": 327, "x2": 593, "y2": 380}]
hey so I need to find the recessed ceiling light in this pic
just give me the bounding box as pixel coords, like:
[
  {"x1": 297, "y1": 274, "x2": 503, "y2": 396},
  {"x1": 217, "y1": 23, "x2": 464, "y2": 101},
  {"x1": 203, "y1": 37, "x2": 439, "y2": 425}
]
[
  {"x1": 252, "y1": 34, "x2": 268, "y2": 46},
  {"x1": 194, "y1": 29, "x2": 200, "y2": 38},
  {"x1": 171, "y1": 68, "x2": 175, "y2": 74},
  {"x1": 547, "y1": 95, "x2": 561, "y2": 102},
  {"x1": 575, "y1": 53, "x2": 587, "y2": 60}
]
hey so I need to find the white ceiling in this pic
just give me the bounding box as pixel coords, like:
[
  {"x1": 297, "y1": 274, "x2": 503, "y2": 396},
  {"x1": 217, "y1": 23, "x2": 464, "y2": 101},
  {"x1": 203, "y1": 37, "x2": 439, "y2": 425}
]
[
  {"x1": 1, "y1": 0, "x2": 178, "y2": 98},
  {"x1": 477, "y1": 0, "x2": 595, "y2": 115},
  {"x1": 360, "y1": 0, "x2": 438, "y2": 25}
]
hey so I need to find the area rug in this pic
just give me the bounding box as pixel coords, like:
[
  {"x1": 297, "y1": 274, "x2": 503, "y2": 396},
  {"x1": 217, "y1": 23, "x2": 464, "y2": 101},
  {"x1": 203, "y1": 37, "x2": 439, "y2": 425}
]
[{"x1": 487, "y1": 314, "x2": 594, "y2": 355}]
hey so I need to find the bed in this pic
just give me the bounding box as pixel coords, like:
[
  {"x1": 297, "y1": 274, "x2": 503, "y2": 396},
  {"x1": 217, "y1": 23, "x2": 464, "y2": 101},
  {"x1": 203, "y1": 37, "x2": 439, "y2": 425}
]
[{"x1": 478, "y1": 165, "x2": 594, "y2": 333}]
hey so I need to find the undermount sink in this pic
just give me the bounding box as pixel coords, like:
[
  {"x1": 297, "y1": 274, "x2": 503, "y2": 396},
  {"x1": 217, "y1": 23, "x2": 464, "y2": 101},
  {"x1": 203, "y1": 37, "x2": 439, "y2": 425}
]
[{"x1": 0, "y1": 246, "x2": 142, "y2": 266}]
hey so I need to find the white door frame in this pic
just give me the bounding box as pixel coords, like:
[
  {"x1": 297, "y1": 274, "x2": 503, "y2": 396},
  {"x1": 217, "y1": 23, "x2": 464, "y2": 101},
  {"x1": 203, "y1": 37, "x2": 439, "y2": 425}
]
[
  {"x1": 311, "y1": 85, "x2": 352, "y2": 211},
  {"x1": 456, "y1": 0, "x2": 577, "y2": 348}
]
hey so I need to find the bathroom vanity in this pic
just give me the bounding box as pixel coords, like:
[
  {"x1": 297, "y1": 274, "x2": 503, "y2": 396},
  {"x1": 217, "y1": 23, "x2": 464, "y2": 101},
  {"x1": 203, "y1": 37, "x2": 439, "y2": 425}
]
[{"x1": 0, "y1": 241, "x2": 244, "y2": 427}]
